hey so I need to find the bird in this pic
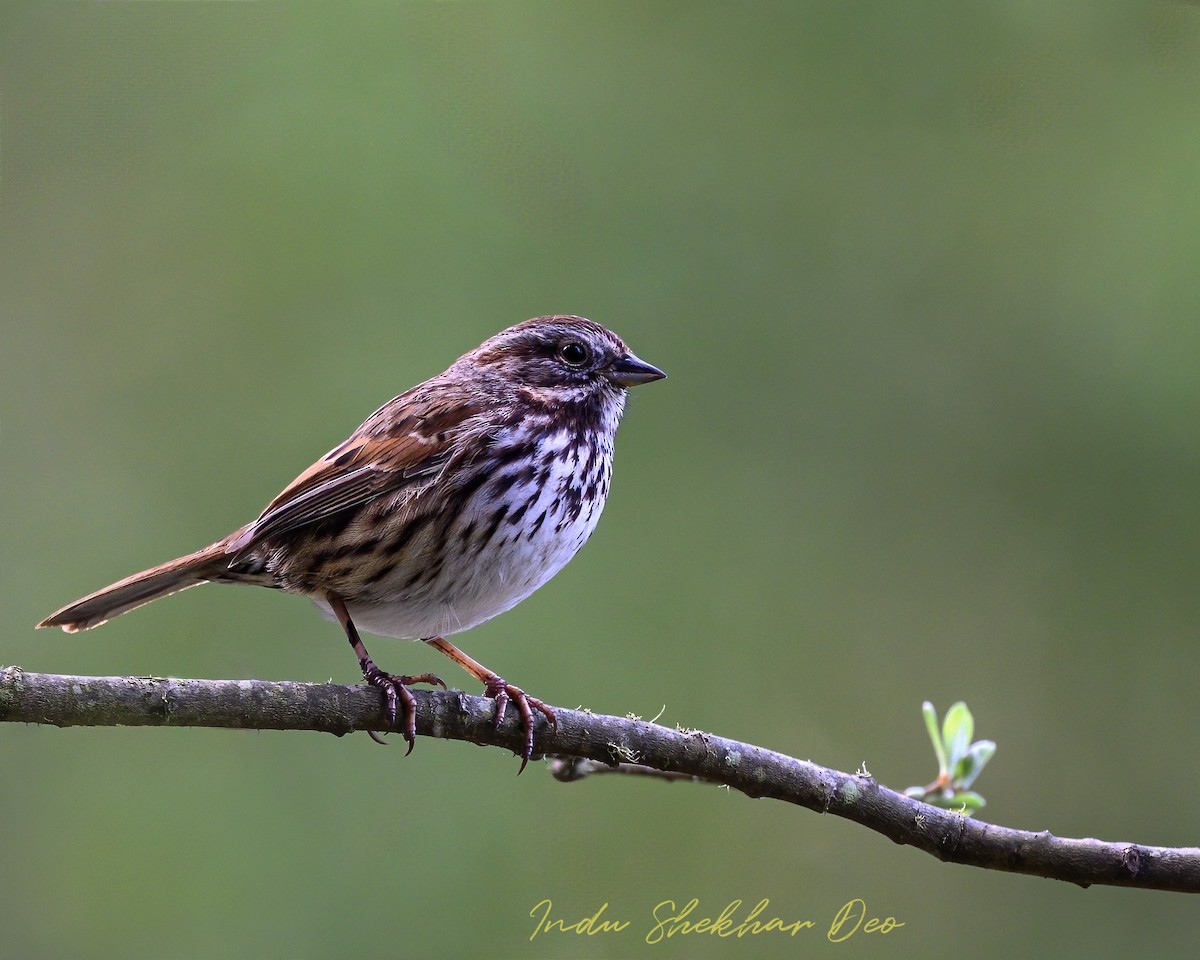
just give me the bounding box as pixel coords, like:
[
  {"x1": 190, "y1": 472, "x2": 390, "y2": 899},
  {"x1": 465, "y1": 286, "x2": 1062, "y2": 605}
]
[{"x1": 38, "y1": 315, "x2": 665, "y2": 770}]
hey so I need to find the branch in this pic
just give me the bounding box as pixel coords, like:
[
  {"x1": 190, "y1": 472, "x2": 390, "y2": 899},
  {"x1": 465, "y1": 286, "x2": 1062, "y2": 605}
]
[{"x1": 3, "y1": 666, "x2": 1198, "y2": 894}]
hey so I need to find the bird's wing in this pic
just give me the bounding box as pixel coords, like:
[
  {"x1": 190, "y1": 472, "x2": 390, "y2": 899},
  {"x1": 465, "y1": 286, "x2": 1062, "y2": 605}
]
[{"x1": 226, "y1": 391, "x2": 482, "y2": 553}]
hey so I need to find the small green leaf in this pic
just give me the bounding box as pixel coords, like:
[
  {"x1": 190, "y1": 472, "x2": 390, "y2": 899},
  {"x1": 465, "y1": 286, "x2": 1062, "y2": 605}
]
[
  {"x1": 921, "y1": 789, "x2": 986, "y2": 814},
  {"x1": 922, "y1": 701, "x2": 948, "y2": 775},
  {"x1": 957, "y1": 740, "x2": 996, "y2": 790},
  {"x1": 942, "y1": 701, "x2": 973, "y2": 769}
]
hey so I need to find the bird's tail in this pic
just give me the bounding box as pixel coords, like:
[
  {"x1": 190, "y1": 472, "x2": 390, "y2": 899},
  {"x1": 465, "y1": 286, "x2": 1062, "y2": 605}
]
[{"x1": 37, "y1": 542, "x2": 231, "y2": 633}]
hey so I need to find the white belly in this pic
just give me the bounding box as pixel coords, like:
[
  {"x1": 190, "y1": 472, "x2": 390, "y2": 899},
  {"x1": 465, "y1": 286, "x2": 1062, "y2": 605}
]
[{"x1": 313, "y1": 429, "x2": 613, "y2": 640}]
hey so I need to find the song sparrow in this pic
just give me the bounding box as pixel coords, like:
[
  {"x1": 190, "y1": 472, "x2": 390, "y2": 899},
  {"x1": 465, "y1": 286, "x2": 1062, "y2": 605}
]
[{"x1": 38, "y1": 315, "x2": 665, "y2": 770}]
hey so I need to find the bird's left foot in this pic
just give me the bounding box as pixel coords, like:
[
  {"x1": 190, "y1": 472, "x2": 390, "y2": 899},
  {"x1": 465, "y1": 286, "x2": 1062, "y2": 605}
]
[
  {"x1": 483, "y1": 674, "x2": 557, "y2": 773},
  {"x1": 421, "y1": 636, "x2": 558, "y2": 773}
]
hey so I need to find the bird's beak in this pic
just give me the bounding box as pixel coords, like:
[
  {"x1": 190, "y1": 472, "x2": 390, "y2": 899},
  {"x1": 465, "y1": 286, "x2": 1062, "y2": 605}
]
[{"x1": 606, "y1": 352, "x2": 667, "y2": 387}]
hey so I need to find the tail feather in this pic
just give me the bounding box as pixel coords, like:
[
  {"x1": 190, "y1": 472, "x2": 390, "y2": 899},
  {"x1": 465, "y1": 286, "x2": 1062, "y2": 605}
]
[{"x1": 37, "y1": 544, "x2": 229, "y2": 633}]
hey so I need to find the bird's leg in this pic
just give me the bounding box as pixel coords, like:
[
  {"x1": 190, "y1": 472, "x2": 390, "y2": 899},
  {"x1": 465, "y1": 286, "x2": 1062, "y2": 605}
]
[
  {"x1": 327, "y1": 594, "x2": 445, "y2": 753},
  {"x1": 424, "y1": 636, "x2": 557, "y2": 773}
]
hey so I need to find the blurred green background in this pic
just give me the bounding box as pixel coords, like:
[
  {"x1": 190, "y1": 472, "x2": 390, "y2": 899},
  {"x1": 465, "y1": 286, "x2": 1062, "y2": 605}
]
[{"x1": 4, "y1": 1, "x2": 1200, "y2": 956}]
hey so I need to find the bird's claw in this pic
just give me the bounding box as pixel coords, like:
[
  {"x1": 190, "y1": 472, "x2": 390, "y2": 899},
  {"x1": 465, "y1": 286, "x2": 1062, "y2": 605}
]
[
  {"x1": 362, "y1": 668, "x2": 446, "y2": 752},
  {"x1": 483, "y1": 675, "x2": 557, "y2": 774}
]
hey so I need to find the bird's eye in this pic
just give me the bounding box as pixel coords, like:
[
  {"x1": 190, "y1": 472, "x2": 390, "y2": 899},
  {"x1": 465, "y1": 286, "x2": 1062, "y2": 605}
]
[{"x1": 558, "y1": 341, "x2": 590, "y2": 367}]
